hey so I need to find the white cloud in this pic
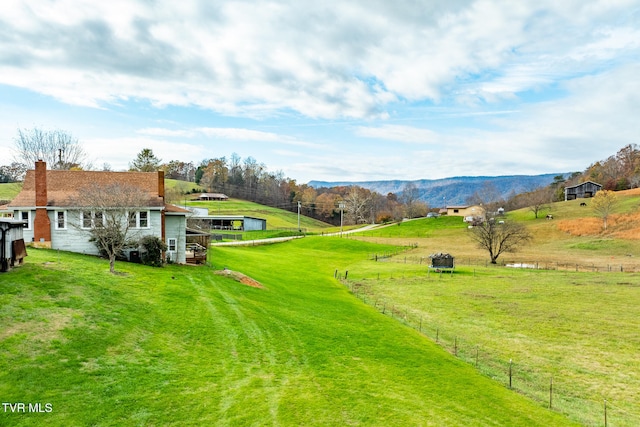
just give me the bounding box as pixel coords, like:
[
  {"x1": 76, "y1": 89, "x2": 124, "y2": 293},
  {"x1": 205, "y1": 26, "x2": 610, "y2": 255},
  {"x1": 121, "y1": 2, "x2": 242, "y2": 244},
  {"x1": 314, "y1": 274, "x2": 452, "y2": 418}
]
[
  {"x1": 1, "y1": 1, "x2": 637, "y2": 119},
  {"x1": 0, "y1": 1, "x2": 638, "y2": 183}
]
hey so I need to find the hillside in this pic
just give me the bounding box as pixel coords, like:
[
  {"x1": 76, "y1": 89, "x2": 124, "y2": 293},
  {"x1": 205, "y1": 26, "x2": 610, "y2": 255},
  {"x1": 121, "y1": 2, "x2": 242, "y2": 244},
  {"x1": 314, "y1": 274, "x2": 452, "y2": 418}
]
[
  {"x1": 0, "y1": 246, "x2": 575, "y2": 426},
  {"x1": 309, "y1": 173, "x2": 566, "y2": 206},
  {"x1": 0, "y1": 182, "x2": 22, "y2": 202}
]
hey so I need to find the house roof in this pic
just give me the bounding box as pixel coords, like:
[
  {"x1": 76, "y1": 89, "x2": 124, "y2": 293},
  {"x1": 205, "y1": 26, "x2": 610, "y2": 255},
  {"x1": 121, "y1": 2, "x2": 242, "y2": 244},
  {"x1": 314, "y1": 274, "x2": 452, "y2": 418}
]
[
  {"x1": 165, "y1": 203, "x2": 191, "y2": 214},
  {"x1": 197, "y1": 193, "x2": 228, "y2": 198},
  {"x1": 8, "y1": 169, "x2": 165, "y2": 208},
  {"x1": 565, "y1": 180, "x2": 602, "y2": 190}
]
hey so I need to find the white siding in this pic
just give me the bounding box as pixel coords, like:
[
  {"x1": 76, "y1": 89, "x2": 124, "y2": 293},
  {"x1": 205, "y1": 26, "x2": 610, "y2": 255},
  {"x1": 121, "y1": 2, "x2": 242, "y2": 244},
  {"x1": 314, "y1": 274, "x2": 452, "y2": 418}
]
[{"x1": 165, "y1": 214, "x2": 186, "y2": 263}]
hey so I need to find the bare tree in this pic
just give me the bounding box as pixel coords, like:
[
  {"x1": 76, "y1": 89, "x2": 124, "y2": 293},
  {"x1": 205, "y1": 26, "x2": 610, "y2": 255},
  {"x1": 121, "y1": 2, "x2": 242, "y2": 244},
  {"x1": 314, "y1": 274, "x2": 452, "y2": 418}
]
[
  {"x1": 14, "y1": 127, "x2": 87, "y2": 170},
  {"x1": 525, "y1": 186, "x2": 553, "y2": 219},
  {"x1": 401, "y1": 182, "x2": 421, "y2": 218},
  {"x1": 0, "y1": 162, "x2": 27, "y2": 182},
  {"x1": 466, "y1": 182, "x2": 504, "y2": 219},
  {"x1": 344, "y1": 186, "x2": 372, "y2": 224},
  {"x1": 468, "y1": 220, "x2": 532, "y2": 264},
  {"x1": 71, "y1": 182, "x2": 151, "y2": 274},
  {"x1": 591, "y1": 190, "x2": 618, "y2": 230}
]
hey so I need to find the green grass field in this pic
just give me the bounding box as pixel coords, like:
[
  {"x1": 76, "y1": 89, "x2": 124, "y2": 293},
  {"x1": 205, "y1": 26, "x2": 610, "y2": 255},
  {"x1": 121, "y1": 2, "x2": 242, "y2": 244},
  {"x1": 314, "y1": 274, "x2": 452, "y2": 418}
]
[
  {"x1": 1, "y1": 244, "x2": 576, "y2": 426},
  {"x1": 342, "y1": 263, "x2": 640, "y2": 426},
  {"x1": 0, "y1": 182, "x2": 22, "y2": 201}
]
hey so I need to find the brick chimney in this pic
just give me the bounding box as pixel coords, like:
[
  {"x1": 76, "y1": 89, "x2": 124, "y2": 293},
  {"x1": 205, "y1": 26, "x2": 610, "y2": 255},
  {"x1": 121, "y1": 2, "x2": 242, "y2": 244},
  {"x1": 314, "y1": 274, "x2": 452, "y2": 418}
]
[
  {"x1": 33, "y1": 160, "x2": 51, "y2": 244},
  {"x1": 157, "y1": 170, "x2": 165, "y2": 200}
]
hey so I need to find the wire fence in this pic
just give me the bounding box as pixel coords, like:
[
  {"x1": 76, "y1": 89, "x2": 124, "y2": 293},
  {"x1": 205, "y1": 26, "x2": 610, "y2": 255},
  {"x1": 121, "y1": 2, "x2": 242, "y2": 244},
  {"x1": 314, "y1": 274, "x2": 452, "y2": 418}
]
[
  {"x1": 368, "y1": 252, "x2": 640, "y2": 273},
  {"x1": 338, "y1": 272, "x2": 640, "y2": 427}
]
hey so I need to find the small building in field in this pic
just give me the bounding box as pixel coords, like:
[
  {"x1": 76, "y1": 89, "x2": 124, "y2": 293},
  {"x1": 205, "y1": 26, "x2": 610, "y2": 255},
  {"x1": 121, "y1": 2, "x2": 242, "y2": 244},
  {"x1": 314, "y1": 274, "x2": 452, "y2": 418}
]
[
  {"x1": 0, "y1": 218, "x2": 27, "y2": 272},
  {"x1": 428, "y1": 252, "x2": 455, "y2": 270},
  {"x1": 195, "y1": 193, "x2": 229, "y2": 201},
  {"x1": 564, "y1": 181, "x2": 602, "y2": 201}
]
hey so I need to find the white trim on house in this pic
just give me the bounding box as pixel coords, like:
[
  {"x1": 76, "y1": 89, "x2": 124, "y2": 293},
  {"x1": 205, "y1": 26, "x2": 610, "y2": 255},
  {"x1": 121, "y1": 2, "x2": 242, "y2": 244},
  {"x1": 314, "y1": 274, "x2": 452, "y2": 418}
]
[{"x1": 128, "y1": 210, "x2": 151, "y2": 229}]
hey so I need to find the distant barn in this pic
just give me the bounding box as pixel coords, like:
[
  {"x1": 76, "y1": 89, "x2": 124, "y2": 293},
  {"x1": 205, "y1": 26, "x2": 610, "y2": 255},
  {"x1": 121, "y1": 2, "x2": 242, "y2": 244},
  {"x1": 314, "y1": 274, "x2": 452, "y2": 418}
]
[{"x1": 564, "y1": 181, "x2": 602, "y2": 201}]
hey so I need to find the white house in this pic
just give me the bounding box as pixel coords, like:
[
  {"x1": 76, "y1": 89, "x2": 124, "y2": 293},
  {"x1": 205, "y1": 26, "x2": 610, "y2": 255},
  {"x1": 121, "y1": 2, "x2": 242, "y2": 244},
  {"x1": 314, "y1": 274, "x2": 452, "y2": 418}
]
[{"x1": 7, "y1": 161, "x2": 189, "y2": 263}]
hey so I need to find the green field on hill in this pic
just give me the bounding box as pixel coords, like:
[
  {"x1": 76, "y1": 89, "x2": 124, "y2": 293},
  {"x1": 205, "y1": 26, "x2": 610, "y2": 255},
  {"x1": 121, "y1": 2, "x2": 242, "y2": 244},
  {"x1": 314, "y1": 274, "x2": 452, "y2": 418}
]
[
  {"x1": 0, "y1": 182, "x2": 22, "y2": 201},
  {"x1": 1, "y1": 244, "x2": 576, "y2": 426},
  {"x1": 187, "y1": 198, "x2": 334, "y2": 231}
]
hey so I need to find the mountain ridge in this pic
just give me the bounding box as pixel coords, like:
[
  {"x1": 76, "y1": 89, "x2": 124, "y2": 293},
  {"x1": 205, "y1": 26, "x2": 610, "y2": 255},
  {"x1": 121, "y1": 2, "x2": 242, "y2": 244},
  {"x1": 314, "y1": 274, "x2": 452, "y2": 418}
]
[{"x1": 308, "y1": 173, "x2": 567, "y2": 207}]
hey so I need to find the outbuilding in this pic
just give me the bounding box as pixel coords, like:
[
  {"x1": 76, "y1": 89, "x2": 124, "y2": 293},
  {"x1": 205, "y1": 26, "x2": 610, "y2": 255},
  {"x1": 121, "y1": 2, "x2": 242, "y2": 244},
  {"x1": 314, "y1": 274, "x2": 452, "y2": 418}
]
[
  {"x1": 1, "y1": 218, "x2": 27, "y2": 272},
  {"x1": 428, "y1": 252, "x2": 455, "y2": 270},
  {"x1": 564, "y1": 181, "x2": 602, "y2": 201}
]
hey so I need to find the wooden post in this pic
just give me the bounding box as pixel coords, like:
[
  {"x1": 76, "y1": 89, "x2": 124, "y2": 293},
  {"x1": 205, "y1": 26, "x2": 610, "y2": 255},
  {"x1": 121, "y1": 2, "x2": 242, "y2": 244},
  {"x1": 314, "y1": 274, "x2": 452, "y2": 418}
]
[
  {"x1": 436, "y1": 328, "x2": 439, "y2": 343},
  {"x1": 604, "y1": 399, "x2": 607, "y2": 427},
  {"x1": 454, "y1": 337, "x2": 458, "y2": 356},
  {"x1": 549, "y1": 376, "x2": 553, "y2": 409}
]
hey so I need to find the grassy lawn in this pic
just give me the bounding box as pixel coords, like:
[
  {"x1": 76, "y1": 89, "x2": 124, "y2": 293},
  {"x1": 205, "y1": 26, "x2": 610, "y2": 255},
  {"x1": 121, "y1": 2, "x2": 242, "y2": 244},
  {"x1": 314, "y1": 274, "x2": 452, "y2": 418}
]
[
  {"x1": 0, "y1": 182, "x2": 22, "y2": 201},
  {"x1": 343, "y1": 264, "x2": 640, "y2": 426},
  {"x1": 0, "y1": 244, "x2": 575, "y2": 426}
]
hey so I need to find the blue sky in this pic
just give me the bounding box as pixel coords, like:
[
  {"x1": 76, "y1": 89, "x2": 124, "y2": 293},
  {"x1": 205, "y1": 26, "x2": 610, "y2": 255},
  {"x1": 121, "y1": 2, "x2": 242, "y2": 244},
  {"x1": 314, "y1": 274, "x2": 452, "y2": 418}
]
[{"x1": 1, "y1": 1, "x2": 639, "y2": 183}]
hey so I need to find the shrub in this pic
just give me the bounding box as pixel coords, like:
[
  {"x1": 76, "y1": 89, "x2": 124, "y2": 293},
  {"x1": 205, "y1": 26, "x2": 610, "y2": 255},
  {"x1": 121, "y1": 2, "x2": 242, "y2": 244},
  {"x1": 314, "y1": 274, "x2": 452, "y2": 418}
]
[{"x1": 139, "y1": 236, "x2": 167, "y2": 267}]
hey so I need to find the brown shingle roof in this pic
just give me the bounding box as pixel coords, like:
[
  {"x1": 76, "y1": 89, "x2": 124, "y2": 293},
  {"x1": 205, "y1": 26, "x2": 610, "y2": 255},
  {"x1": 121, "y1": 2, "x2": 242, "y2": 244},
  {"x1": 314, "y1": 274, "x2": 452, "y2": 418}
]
[
  {"x1": 8, "y1": 170, "x2": 164, "y2": 208},
  {"x1": 164, "y1": 203, "x2": 190, "y2": 213}
]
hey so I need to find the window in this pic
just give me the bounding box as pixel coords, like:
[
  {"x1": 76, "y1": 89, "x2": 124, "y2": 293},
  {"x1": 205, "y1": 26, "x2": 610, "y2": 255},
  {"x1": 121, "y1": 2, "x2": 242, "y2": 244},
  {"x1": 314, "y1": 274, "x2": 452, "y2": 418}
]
[
  {"x1": 167, "y1": 238, "x2": 177, "y2": 252},
  {"x1": 139, "y1": 211, "x2": 148, "y2": 228},
  {"x1": 94, "y1": 211, "x2": 103, "y2": 228},
  {"x1": 128, "y1": 211, "x2": 150, "y2": 228},
  {"x1": 128, "y1": 212, "x2": 137, "y2": 228},
  {"x1": 82, "y1": 211, "x2": 93, "y2": 229},
  {"x1": 19, "y1": 211, "x2": 31, "y2": 230},
  {"x1": 82, "y1": 211, "x2": 104, "y2": 229},
  {"x1": 55, "y1": 211, "x2": 67, "y2": 229}
]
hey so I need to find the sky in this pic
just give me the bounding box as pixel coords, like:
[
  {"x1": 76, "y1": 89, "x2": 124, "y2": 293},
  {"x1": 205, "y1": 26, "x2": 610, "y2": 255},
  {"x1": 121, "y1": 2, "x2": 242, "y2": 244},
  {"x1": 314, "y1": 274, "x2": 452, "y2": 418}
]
[{"x1": 1, "y1": 1, "x2": 639, "y2": 184}]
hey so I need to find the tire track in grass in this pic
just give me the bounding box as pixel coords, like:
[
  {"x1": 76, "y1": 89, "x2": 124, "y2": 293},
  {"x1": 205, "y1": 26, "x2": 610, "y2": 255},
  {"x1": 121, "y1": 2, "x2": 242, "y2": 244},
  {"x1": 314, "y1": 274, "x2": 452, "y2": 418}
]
[{"x1": 192, "y1": 274, "x2": 307, "y2": 425}]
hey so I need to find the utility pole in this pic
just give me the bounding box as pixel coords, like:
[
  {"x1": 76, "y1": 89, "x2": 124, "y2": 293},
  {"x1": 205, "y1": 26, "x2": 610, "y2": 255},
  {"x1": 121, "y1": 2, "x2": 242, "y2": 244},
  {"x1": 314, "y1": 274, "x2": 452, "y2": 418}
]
[
  {"x1": 297, "y1": 201, "x2": 301, "y2": 232},
  {"x1": 339, "y1": 201, "x2": 346, "y2": 237}
]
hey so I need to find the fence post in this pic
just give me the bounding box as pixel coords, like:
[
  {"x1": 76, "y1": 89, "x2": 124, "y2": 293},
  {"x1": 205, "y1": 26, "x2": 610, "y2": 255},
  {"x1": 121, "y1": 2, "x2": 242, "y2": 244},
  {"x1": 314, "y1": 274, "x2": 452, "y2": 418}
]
[
  {"x1": 454, "y1": 337, "x2": 458, "y2": 356},
  {"x1": 345, "y1": 270, "x2": 349, "y2": 280},
  {"x1": 436, "y1": 328, "x2": 439, "y2": 343},
  {"x1": 475, "y1": 346, "x2": 479, "y2": 368},
  {"x1": 549, "y1": 376, "x2": 553, "y2": 409},
  {"x1": 604, "y1": 399, "x2": 607, "y2": 427}
]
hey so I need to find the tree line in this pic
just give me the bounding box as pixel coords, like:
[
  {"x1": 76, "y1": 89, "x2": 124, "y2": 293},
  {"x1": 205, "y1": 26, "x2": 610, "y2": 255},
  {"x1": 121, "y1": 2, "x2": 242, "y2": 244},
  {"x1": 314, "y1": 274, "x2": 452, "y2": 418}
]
[{"x1": 4, "y1": 127, "x2": 639, "y2": 225}]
